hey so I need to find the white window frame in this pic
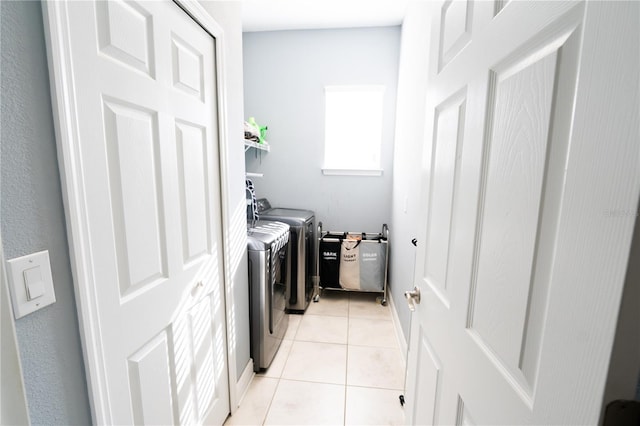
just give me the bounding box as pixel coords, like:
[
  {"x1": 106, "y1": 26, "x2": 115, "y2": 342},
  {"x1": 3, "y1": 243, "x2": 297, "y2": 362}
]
[{"x1": 322, "y1": 85, "x2": 385, "y2": 176}]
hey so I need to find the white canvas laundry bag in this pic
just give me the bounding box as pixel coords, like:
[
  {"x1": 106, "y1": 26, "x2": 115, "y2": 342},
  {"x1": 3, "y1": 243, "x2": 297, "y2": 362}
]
[{"x1": 339, "y1": 239, "x2": 361, "y2": 290}]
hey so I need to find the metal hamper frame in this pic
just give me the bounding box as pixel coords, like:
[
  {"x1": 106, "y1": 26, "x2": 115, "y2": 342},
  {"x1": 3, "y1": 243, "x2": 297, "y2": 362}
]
[{"x1": 314, "y1": 222, "x2": 389, "y2": 305}]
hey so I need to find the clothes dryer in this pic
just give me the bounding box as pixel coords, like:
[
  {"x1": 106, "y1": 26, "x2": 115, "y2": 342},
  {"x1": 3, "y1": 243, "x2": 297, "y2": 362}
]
[{"x1": 256, "y1": 199, "x2": 316, "y2": 313}]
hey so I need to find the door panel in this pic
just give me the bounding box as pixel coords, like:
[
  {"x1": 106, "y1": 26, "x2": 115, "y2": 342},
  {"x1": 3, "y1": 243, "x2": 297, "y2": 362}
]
[
  {"x1": 439, "y1": 0, "x2": 472, "y2": 70},
  {"x1": 176, "y1": 120, "x2": 211, "y2": 263},
  {"x1": 455, "y1": 398, "x2": 475, "y2": 426},
  {"x1": 171, "y1": 33, "x2": 205, "y2": 100},
  {"x1": 190, "y1": 295, "x2": 222, "y2": 420},
  {"x1": 127, "y1": 331, "x2": 174, "y2": 425},
  {"x1": 412, "y1": 328, "x2": 441, "y2": 425},
  {"x1": 103, "y1": 100, "x2": 167, "y2": 298},
  {"x1": 95, "y1": 0, "x2": 154, "y2": 76},
  {"x1": 465, "y1": 13, "x2": 584, "y2": 403},
  {"x1": 406, "y1": 1, "x2": 639, "y2": 425},
  {"x1": 494, "y1": 0, "x2": 511, "y2": 17},
  {"x1": 423, "y1": 90, "x2": 466, "y2": 305},
  {"x1": 469, "y1": 48, "x2": 559, "y2": 392}
]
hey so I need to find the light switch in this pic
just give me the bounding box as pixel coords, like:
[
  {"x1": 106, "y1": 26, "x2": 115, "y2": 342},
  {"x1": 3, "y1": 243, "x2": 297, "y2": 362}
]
[
  {"x1": 23, "y1": 266, "x2": 45, "y2": 300},
  {"x1": 6, "y1": 250, "x2": 56, "y2": 319}
]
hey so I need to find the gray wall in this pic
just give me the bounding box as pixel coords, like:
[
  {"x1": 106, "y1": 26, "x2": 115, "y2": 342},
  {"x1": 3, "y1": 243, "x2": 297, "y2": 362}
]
[
  {"x1": 243, "y1": 27, "x2": 400, "y2": 233},
  {"x1": 388, "y1": 3, "x2": 431, "y2": 342},
  {"x1": 0, "y1": 1, "x2": 92, "y2": 424},
  {"x1": 1, "y1": 240, "x2": 30, "y2": 426}
]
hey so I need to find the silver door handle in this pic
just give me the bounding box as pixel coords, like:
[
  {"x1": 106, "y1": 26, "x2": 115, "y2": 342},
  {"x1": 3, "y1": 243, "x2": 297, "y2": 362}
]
[{"x1": 405, "y1": 286, "x2": 421, "y2": 312}]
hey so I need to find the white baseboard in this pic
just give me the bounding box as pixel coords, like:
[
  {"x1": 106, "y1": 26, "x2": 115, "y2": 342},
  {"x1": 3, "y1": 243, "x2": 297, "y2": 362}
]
[
  {"x1": 234, "y1": 359, "x2": 255, "y2": 412},
  {"x1": 388, "y1": 291, "x2": 408, "y2": 368}
]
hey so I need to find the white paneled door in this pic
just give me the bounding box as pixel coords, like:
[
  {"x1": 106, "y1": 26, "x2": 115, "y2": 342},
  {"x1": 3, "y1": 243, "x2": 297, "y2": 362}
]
[
  {"x1": 406, "y1": 1, "x2": 639, "y2": 425},
  {"x1": 44, "y1": 1, "x2": 229, "y2": 424}
]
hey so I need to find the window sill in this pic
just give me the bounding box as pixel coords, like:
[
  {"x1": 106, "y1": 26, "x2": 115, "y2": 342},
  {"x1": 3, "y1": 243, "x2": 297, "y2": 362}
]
[{"x1": 321, "y1": 168, "x2": 383, "y2": 176}]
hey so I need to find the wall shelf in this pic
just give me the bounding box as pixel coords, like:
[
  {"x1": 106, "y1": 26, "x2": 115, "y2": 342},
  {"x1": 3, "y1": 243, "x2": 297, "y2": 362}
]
[{"x1": 244, "y1": 139, "x2": 270, "y2": 152}]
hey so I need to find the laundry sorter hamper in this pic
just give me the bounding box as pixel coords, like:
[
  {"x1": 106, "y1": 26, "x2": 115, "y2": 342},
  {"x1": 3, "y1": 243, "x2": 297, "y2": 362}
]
[{"x1": 315, "y1": 223, "x2": 389, "y2": 305}]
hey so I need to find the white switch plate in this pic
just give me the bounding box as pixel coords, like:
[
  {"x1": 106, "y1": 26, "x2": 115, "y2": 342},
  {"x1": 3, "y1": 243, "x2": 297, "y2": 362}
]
[{"x1": 6, "y1": 250, "x2": 56, "y2": 319}]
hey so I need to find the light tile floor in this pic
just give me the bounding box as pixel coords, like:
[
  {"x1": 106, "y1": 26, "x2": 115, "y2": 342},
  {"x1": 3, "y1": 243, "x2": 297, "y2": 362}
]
[{"x1": 225, "y1": 292, "x2": 406, "y2": 425}]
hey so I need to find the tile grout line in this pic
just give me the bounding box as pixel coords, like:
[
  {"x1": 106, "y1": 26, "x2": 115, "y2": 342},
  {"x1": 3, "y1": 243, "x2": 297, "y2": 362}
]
[
  {"x1": 260, "y1": 376, "x2": 279, "y2": 426},
  {"x1": 343, "y1": 293, "x2": 353, "y2": 425},
  {"x1": 344, "y1": 383, "x2": 406, "y2": 392},
  {"x1": 256, "y1": 294, "x2": 401, "y2": 425},
  {"x1": 275, "y1": 377, "x2": 345, "y2": 386},
  {"x1": 261, "y1": 315, "x2": 299, "y2": 425}
]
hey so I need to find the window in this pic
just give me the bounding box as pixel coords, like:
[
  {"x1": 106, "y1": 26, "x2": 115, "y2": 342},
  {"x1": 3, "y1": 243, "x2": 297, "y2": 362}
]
[{"x1": 323, "y1": 85, "x2": 385, "y2": 176}]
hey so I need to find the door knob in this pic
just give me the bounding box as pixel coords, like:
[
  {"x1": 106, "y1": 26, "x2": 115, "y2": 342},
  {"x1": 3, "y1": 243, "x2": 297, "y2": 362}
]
[
  {"x1": 404, "y1": 286, "x2": 421, "y2": 312},
  {"x1": 191, "y1": 281, "x2": 204, "y2": 297}
]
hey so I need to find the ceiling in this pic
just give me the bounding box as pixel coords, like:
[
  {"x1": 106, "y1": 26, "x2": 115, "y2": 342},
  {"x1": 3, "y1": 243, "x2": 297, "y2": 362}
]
[{"x1": 241, "y1": 0, "x2": 409, "y2": 32}]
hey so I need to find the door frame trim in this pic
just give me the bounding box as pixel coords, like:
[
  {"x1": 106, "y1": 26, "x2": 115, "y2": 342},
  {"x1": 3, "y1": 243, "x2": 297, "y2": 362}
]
[{"x1": 42, "y1": 1, "x2": 236, "y2": 423}]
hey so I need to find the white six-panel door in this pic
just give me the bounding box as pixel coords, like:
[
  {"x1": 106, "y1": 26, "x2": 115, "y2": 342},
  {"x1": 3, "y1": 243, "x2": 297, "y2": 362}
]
[
  {"x1": 406, "y1": 1, "x2": 639, "y2": 424},
  {"x1": 45, "y1": 1, "x2": 230, "y2": 424}
]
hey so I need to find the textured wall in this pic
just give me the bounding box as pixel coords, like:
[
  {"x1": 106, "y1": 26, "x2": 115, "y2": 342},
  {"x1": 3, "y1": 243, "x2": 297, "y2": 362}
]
[
  {"x1": 243, "y1": 27, "x2": 400, "y2": 233},
  {"x1": 388, "y1": 3, "x2": 431, "y2": 343},
  {"x1": 1, "y1": 242, "x2": 30, "y2": 425},
  {"x1": 0, "y1": 1, "x2": 92, "y2": 424}
]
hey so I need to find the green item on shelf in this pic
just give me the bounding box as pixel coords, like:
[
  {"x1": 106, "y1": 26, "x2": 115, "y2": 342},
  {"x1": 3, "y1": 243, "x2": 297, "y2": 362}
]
[
  {"x1": 248, "y1": 116, "x2": 268, "y2": 144},
  {"x1": 259, "y1": 125, "x2": 268, "y2": 143}
]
